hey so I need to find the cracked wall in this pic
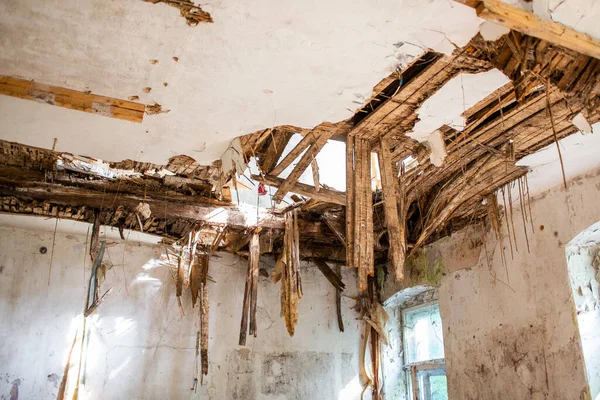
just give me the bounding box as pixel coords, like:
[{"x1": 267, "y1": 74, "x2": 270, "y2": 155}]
[{"x1": 0, "y1": 218, "x2": 362, "y2": 400}]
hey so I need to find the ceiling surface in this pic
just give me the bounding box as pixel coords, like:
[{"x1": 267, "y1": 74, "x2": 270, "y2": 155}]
[
  {"x1": 0, "y1": 0, "x2": 485, "y2": 164},
  {"x1": 0, "y1": 0, "x2": 599, "y2": 195}
]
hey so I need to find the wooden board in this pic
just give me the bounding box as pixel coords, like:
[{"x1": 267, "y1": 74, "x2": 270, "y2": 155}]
[
  {"x1": 0, "y1": 76, "x2": 145, "y2": 123},
  {"x1": 475, "y1": 0, "x2": 600, "y2": 60}
]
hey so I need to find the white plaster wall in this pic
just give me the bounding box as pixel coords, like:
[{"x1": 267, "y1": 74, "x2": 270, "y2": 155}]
[
  {"x1": 0, "y1": 220, "x2": 363, "y2": 400},
  {"x1": 437, "y1": 167, "x2": 600, "y2": 399}
]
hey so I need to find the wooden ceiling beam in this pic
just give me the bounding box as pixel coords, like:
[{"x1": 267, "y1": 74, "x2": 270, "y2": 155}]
[
  {"x1": 464, "y1": 0, "x2": 600, "y2": 60},
  {"x1": 0, "y1": 76, "x2": 145, "y2": 123},
  {"x1": 252, "y1": 174, "x2": 346, "y2": 205}
]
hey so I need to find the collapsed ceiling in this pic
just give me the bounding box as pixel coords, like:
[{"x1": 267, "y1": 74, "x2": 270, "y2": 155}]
[{"x1": 2, "y1": 0, "x2": 600, "y2": 389}]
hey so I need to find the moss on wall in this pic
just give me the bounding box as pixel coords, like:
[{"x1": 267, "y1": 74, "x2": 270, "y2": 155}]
[{"x1": 406, "y1": 249, "x2": 446, "y2": 286}]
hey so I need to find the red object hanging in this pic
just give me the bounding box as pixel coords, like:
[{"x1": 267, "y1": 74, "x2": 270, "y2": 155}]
[{"x1": 258, "y1": 182, "x2": 267, "y2": 196}]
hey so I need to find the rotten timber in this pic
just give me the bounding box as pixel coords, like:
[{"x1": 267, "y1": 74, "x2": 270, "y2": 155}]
[
  {"x1": 472, "y1": 0, "x2": 600, "y2": 60},
  {"x1": 239, "y1": 231, "x2": 260, "y2": 346},
  {"x1": 252, "y1": 174, "x2": 346, "y2": 205},
  {"x1": 0, "y1": 76, "x2": 145, "y2": 123},
  {"x1": 377, "y1": 136, "x2": 406, "y2": 282}
]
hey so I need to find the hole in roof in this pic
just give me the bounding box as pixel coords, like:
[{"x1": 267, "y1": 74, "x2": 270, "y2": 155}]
[{"x1": 276, "y1": 133, "x2": 346, "y2": 192}]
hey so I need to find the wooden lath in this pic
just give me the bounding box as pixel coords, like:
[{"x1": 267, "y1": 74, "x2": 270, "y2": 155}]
[
  {"x1": 251, "y1": 174, "x2": 346, "y2": 205},
  {"x1": 0, "y1": 76, "x2": 145, "y2": 123},
  {"x1": 269, "y1": 122, "x2": 346, "y2": 202}
]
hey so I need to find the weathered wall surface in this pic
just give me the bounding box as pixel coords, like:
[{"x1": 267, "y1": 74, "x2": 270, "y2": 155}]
[
  {"x1": 566, "y1": 224, "x2": 600, "y2": 399},
  {"x1": 0, "y1": 221, "x2": 362, "y2": 400},
  {"x1": 438, "y1": 168, "x2": 600, "y2": 400}
]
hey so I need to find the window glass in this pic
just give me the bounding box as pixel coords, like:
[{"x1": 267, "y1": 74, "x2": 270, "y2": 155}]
[{"x1": 403, "y1": 303, "x2": 445, "y2": 364}]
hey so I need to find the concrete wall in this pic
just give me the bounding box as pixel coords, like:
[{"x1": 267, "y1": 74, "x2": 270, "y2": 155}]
[
  {"x1": 0, "y1": 219, "x2": 362, "y2": 400},
  {"x1": 438, "y1": 167, "x2": 600, "y2": 400}
]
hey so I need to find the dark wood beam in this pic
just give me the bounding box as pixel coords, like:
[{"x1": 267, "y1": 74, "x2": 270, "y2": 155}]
[{"x1": 252, "y1": 174, "x2": 346, "y2": 205}]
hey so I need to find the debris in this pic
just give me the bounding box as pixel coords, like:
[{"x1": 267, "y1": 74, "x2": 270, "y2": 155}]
[
  {"x1": 221, "y1": 138, "x2": 247, "y2": 177},
  {"x1": 150, "y1": 59, "x2": 158, "y2": 65},
  {"x1": 163, "y1": 82, "x2": 168, "y2": 87},
  {"x1": 141, "y1": 0, "x2": 212, "y2": 25},
  {"x1": 173, "y1": 56, "x2": 179, "y2": 62},
  {"x1": 364, "y1": 302, "x2": 389, "y2": 345},
  {"x1": 422, "y1": 129, "x2": 447, "y2": 167},
  {"x1": 135, "y1": 202, "x2": 152, "y2": 219},
  {"x1": 128, "y1": 95, "x2": 139, "y2": 101},
  {"x1": 145, "y1": 103, "x2": 170, "y2": 115},
  {"x1": 572, "y1": 112, "x2": 593, "y2": 134},
  {"x1": 142, "y1": 87, "x2": 152, "y2": 94}
]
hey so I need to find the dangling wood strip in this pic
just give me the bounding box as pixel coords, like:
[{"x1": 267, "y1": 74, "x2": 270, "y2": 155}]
[
  {"x1": 486, "y1": 192, "x2": 507, "y2": 267},
  {"x1": 314, "y1": 259, "x2": 346, "y2": 291},
  {"x1": 311, "y1": 158, "x2": 320, "y2": 192},
  {"x1": 525, "y1": 175, "x2": 535, "y2": 232},
  {"x1": 90, "y1": 211, "x2": 100, "y2": 261},
  {"x1": 190, "y1": 233, "x2": 201, "y2": 308},
  {"x1": 345, "y1": 135, "x2": 356, "y2": 267},
  {"x1": 482, "y1": 218, "x2": 492, "y2": 271},
  {"x1": 176, "y1": 246, "x2": 185, "y2": 297},
  {"x1": 378, "y1": 136, "x2": 405, "y2": 282},
  {"x1": 517, "y1": 178, "x2": 531, "y2": 253},
  {"x1": 335, "y1": 263, "x2": 344, "y2": 333},
  {"x1": 507, "y1": 182, "x2": 519, "y2": 252},
  {"x1": 280, "y1": 210, "x2": 302, "y2": 336},
  {"x1": 248, "y1": 232, "x2": 260, "y2": 337},
  {"x1": 371, "y1": 328, "x2": 381, "y2": 400},
  {"x1": 501, "y1": 186, "x2": 514, "y2": 260},
  {"x1": 238, "y1": 250, "x2": 252, "y2": 346},
  {"x1": 198, "y1": 253, "x2": 210, "y2": 376},
  {"x1": 546, "y1": 78, "x2": 568, "y2": 190},
  {"x1": 365, "y1": 145, "x2": 374, "y2": 278}
]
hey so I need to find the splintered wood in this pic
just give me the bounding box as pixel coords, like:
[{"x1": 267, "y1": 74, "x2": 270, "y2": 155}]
[
  {"x1": 198, "y1": 253, "x2": 210, "y2": 376},
  {"x1": 239, "y1": 231, "x2": 260, "y2": 346},
  {"x1": 346, "y1": 136, "x2": 374, "y2": 291},
  {"x1": 273, "y1": 210, "x2": 303, "y2": 336},
  {"x1": 164, "y1": 232, "x2": 211, "y2": 377},
  {"x1": 378, "y1": 136, "x2": 406, "y2": 282}
]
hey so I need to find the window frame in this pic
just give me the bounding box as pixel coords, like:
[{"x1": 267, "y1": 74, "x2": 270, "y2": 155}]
[{"x1": 401, "y1": 301, "x2": 447, "y2": 400}]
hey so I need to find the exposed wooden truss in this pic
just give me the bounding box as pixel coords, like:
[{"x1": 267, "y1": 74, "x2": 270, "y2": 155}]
[
  {"x1": 0, "y1": 76, "x2": 145, "y2": 123},
  {"x1": 236, "y1": 30, "x2": 600, "y2": 286},
  {"x1": 2, "y1": 27, "x2": 599, "y2": 278}
]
